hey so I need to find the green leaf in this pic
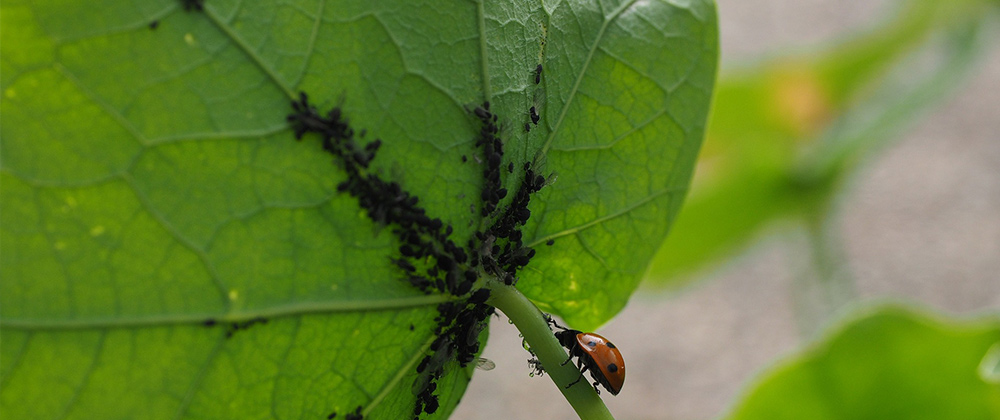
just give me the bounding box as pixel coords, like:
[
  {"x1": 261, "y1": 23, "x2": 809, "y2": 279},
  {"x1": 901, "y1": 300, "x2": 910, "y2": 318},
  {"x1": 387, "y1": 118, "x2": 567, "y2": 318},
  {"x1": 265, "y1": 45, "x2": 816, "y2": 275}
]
[
  {"x1": 643, "y1": 0, "x2": 997, "y2": 284},
  {"x1": 1, "y1": 0, "x2": 716, "y2": 418},
  {"x1": 724, "y1": 306, "x2": 1000, "y2": 419}
]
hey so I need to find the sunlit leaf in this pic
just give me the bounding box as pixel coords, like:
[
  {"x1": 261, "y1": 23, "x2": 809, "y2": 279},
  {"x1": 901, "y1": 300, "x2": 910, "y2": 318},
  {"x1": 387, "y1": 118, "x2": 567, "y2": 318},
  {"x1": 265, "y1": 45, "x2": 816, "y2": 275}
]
[{"x1": 1, "y1": 0, "x2": 717, "y2": 417}]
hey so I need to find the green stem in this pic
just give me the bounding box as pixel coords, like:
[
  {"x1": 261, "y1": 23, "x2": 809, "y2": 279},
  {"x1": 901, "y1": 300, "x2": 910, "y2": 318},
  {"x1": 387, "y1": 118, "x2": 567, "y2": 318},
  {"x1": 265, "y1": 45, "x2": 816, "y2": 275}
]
[{"x1": 486, "y1": 283, "x2": 614, "y2": 420}]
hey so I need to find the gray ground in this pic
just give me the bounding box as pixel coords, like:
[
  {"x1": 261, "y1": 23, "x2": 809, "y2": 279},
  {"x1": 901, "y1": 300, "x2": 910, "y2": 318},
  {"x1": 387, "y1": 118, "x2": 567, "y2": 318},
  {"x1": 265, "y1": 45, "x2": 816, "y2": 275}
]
[{"x1": 452, "y1": 1, "x2": 1000, "y2": 419}]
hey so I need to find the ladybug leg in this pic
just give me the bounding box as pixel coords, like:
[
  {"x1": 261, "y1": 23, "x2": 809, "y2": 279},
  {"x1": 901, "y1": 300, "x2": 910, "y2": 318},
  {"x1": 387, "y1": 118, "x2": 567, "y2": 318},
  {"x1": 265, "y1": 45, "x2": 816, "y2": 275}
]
[
  {"x1": 565, "y1": 371, "x2": 584, "y2": 389},
  {"x1": 564, "y1": 359, "x2": 589, "y2": 389},
  {"x1": 591, "y1": 379, "x2": 602, "y2": 395}
]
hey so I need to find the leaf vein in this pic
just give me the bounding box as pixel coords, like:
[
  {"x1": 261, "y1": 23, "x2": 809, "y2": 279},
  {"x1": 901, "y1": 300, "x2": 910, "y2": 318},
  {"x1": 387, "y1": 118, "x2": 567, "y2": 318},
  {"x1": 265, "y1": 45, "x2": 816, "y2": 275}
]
[
  {"x1": 526, "y1": 186, "x2": 684, "y2": 247},
  {"x1": 533, "y1": 0, "x2": 641, "y2": 165}
]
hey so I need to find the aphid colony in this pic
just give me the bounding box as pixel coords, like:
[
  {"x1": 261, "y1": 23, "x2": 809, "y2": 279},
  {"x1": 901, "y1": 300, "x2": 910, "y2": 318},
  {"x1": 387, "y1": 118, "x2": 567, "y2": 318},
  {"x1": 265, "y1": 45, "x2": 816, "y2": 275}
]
[
  {"x1": 470, "y1": 102, "x2": 547, "y2": 287},
  {"x1": 287, "y1": 93, "x2": 549, "y2": 419}
]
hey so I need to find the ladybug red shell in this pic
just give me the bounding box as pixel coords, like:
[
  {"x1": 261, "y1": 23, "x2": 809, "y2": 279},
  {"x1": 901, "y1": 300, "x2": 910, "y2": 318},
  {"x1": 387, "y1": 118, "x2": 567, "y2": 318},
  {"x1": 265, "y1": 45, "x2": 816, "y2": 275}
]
[{"x1": 554, "y1": 329, "x2": 626, "y2": 395}]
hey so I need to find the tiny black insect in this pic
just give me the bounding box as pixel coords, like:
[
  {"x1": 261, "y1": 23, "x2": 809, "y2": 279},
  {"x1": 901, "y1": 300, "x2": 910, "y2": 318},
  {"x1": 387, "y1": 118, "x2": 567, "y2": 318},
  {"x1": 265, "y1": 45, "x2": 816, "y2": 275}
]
[
  {"x1": 534, "y1": 64, "x2": 543, "y2": 84},
  {"x1": 327, "y1": 412, "x2": 337, "y2": 419},
  {"x1": 461, "y1": 155, "x2": 467, "y2": 162},
  {"x1": 202, "y1": 318, "x2": 217, "y2": 327},
  {"x1": 546, "y1": 239, "x2": 555, "y2": 246},
  {"x1": 149, "y1": 20, "x2": 159, "y2": 30},
  {"x1": 525, "y1": 122, "x2": 531, "y2": 133},
  {"x1": 508, "y1": 162, "x2": 514, "y2": 173},
  {"x1": 182, "y1": 0, "x2": 204, "y2": 11},
  {"x1": 344, "y1": 406, "x2": 363, "y2": 420},
  {"x1": 529, "y1": 106, "x2": 539, "y2": 125}
]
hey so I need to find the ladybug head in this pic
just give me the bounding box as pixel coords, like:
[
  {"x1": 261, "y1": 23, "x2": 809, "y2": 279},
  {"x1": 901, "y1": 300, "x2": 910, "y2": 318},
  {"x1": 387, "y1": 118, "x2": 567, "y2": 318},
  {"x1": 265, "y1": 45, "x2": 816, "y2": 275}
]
[{"x1": 554, "y1": 329, "x2": 582, "y2": 350}]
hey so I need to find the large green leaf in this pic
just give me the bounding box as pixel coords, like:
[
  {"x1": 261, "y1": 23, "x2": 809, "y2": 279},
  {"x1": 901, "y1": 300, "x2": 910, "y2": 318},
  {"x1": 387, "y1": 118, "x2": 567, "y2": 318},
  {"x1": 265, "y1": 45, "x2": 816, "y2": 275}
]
[
  {"x1": 724, "y1": 306, "x2": 1000, "y2": 419},
  {"x1": 1, "y1": 0, "x2": 716, "y2": 418}
]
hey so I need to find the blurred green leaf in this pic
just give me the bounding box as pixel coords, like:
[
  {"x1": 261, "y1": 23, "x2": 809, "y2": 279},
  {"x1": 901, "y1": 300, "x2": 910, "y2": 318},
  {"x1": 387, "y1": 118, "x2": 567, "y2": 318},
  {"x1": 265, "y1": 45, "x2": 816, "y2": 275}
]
[
  {"x1": 644, "y1": 0, "x2": 997, "y2": 284},
  {"x1": 1, "y1": 0, "x2": 716, "y2": 418},
  {"x1": 724, "y1": 306, "x2": 1000, "y2": 419}
]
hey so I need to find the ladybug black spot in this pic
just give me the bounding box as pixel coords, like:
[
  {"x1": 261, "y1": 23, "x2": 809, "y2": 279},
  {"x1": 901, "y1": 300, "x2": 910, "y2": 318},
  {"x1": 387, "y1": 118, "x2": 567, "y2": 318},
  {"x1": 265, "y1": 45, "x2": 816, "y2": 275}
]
[
  {"x1": 606, "y1": 342, "x2": 616, "y2": 349},
  {"x1": 607, "y1": 363, "x2": 618, "y2": 373},
  {"x1": 587, "y1": 340, "x2": 597, "y2": 347}
]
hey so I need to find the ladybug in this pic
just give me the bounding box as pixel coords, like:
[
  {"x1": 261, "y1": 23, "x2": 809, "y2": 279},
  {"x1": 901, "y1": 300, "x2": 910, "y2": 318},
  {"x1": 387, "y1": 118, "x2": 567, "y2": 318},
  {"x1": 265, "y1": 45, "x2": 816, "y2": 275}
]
[{"x1": 548, "y1": 317, "x2": 626, "y2": 395}]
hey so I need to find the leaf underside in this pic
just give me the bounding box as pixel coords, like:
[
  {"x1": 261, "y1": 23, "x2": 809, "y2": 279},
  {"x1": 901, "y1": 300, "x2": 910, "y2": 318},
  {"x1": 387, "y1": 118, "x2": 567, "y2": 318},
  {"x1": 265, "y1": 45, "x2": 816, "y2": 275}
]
[{"x1": 0, "y1": 0, "x2": 717, "y2": 418}]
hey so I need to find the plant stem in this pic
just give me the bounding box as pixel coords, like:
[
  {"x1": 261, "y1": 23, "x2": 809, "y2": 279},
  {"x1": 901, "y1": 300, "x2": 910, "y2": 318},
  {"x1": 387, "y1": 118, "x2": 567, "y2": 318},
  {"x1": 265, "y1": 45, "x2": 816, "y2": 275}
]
[{"x1": 487, "y1": 283, "x2": 614, "y2": 420}]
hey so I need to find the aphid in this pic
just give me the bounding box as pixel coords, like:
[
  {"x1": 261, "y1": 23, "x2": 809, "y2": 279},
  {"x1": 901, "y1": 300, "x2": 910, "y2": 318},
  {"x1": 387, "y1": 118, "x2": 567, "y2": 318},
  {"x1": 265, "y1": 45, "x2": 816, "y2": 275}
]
[
  {"x1": 474, "y1": 106, "x2": 490, "y2": 120},
  {"x1": 549, "y1": 317, "x2": 626, "y2": 395},
  {"x1": 392, "y1": 258, "x2": 415, "y2": 272},
  {"x1": 327, "y1": 412, "x2": 337, "y2": 419},
  {"x1": 528, "y1": 357, "x2": 545, "y2": 377},
  {"x1": 149, "y1": 20, "x2": 160, "y2": 30},
  {"x1": 546, "y1": 239, "x2": 555, "y2": 246},
  {"x1": 182, "y1": 0, "x2": 204, "y2": 11},
  {"x1": 461, "y1": 155, "x2": 467, "y2": 162},
  {"x1": 476, "y1": 357, "x2": 496, "y2": 371},
  {"x1": 534, "y1": 64, "x2": 543, "y2": 84},
  {"x1": 344, "y1": 406, "x2": 363, "y2": 420},
  {"x1": 529, "y1": 106, "x2": 539, "y2": 125},
  {"x1": 525, "y1": 122, "x2": 531, "y2": 133},
  {"x1": 508, "y1": 162, "x2": 514, "y2": 173},
  {"x1": 202, "y1": 318, "x2": 217, "y2": 327}
]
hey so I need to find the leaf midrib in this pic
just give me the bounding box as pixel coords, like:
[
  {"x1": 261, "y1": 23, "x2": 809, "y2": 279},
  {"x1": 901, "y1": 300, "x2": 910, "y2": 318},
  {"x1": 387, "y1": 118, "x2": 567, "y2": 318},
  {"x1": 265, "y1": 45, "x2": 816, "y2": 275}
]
[{"x1": 0, "y1": 295, "x2": 451, "y2": 330}]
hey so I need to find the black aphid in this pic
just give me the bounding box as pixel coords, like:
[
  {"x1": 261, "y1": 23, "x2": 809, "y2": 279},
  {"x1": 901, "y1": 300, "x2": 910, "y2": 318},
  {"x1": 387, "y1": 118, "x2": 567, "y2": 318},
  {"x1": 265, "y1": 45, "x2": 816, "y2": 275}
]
[
  {"x1": 182, "y1": 0, "x2": 204, "y2": 11},
  {"x1": 530, "y1": 106, "x2": 540, "y2": 125},
  {"x1": 149, "y1": 20, "x2": 159, "y2": 30},
  {"x1": 534, "y1": 64, "x2": 543, "y2": 84},
  {"x1": 344, "y1": 406, "x2": 363, "y2": 420}
]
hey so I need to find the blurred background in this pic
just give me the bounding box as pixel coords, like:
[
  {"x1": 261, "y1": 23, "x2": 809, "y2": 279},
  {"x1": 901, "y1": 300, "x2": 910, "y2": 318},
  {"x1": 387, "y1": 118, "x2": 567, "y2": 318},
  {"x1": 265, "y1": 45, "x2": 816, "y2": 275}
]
[{"x1": 454, "y1": 0, "x2": 1000, "y2": 418}]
